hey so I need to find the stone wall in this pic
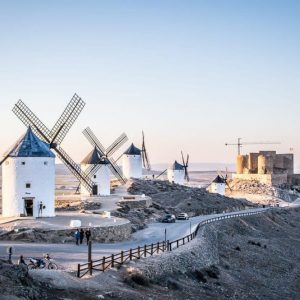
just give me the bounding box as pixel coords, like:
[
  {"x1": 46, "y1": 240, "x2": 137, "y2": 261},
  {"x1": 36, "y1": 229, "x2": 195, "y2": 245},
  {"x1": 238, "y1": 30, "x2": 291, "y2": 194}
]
[
  {"x1": 0, "y1": 221, "x2": 132, "y2": 243},
  {"x1": 119, "y1": 196, "x2": 152, "y2": 209},
  {"x1": 232, "y1": 173, "x2": 288, "y2": 186}
]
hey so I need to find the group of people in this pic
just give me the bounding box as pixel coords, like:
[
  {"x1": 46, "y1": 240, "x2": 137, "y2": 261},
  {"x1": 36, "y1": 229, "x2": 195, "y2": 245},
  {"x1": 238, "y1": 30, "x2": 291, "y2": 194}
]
[{"x1": 74, "y1": 228, "x2": 91, "y2": 245}]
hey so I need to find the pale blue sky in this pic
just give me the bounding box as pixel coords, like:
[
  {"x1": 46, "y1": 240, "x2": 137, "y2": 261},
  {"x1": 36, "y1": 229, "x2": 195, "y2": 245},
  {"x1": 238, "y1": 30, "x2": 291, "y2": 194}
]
[{"x1": 0, "y1": 1, "x2": 299, "y2": 168}]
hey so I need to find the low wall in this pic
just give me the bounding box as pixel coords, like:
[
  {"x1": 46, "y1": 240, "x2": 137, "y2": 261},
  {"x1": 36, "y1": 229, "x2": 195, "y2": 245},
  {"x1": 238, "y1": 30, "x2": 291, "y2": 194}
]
[
  {"x1": 0, "y1": 221, "x2": 132, "y2": 244},
  {"x1": 119, "y1": 196, "x2": 152, "y2": 209}
]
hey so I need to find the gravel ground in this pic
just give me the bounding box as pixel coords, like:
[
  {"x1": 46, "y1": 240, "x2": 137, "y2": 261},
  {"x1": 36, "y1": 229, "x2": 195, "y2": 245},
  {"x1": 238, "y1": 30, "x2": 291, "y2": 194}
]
[{"x1": 1, "y1": 207, "x2": 298, "y2": 299}]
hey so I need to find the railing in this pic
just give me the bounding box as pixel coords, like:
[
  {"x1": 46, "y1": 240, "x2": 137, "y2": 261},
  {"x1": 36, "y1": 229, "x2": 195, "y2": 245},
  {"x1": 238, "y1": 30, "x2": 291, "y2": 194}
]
[{"x1": 77, "y1": 209, "x2": 267, "y2": 278}]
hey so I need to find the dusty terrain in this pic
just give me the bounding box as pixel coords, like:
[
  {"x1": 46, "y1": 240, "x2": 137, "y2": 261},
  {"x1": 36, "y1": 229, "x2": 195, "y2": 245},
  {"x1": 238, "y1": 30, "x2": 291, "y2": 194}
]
[
  {"x1": 1, "y1": 207, "x2": 298, "y2": 299},
  {"x1": 227, "y1": 179, "x2": 299, "y2": 206}
]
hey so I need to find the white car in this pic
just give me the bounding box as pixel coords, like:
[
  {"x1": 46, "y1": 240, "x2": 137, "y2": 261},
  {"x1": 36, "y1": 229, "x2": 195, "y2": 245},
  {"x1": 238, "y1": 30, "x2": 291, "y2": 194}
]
[{"x1": 176, "y1": 213, "x2": 189, "y2": 220}]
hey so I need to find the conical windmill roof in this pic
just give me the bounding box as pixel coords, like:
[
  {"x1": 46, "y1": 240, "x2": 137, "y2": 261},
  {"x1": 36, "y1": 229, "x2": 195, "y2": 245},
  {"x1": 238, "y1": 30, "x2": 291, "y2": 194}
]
[
  {"x1": 171, "y1": 160, "x2": 184, "y2": 171},
  {"x1": 6, "y1": 127, "x2": 54, "y2": 158},
  {"x1": 124, "y1": 143, "x2": 141, "y2": 155},
  {"x1": 81, "y1": 147, "x2": 101, "y2": 164},
  {"x1": 212, "y1": 175, "x2": 226, "y2": 183}
]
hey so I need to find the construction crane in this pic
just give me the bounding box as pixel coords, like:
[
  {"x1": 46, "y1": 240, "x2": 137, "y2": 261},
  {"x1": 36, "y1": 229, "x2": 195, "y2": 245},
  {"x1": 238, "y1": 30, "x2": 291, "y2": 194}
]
[{"x1": 225, "y1": 138, "x2": 281, "y2": 155}]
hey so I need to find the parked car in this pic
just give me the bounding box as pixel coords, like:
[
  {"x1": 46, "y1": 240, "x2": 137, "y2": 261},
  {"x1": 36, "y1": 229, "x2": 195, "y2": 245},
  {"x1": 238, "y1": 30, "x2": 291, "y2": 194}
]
[
  {"x1": 176, "y1": 213, "x2": 189, "y2": 220},
  {"x1": 161, "y1": 214, "x2": 176, "y2": 223}
]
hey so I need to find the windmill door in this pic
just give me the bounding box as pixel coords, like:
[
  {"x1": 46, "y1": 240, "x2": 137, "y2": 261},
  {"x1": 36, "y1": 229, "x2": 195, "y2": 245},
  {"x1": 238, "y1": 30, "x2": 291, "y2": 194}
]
[
  {"x1": 24, "y1": 198, "x2": 34, "y2": 217},
  {"x1": 92, "y1": 185, "x2": 98, "y2": 196}
]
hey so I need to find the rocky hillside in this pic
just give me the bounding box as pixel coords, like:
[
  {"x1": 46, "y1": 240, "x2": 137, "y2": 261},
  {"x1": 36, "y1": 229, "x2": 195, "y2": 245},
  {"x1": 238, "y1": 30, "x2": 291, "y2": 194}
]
[
  {"x1": 6, "y1": 207, "x2": 298, "y2": 299},
  {"x1": 127, "y1": 179, "x2": 257, "y2": 216}
]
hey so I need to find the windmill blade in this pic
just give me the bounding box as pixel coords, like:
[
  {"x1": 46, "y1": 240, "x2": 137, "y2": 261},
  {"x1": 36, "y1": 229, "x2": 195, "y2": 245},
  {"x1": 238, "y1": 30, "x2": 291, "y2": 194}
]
[
  {"x1": 156, "y1": 169, "x2": 167, "y2": 179},
  {"x1": 12, "y1": 100, "x2": 51, "y2": 142},
  {"x1": 225, "y1": 180, "x2": 232, "y2": 192},
  {"x1": 106, "y1": 133, "x2": 128, "y2": 157},
  {"x1": 50, "y1": 94, "x2": 86, "y2": 145},
  {"x1": 83, "y1": 127, "x2": 106, "y2": 156},
  {"x1": 181, "y1": 151, "x2": 186, "y2": 166},
  {"x1": 186, "y1": 154, "x2": 189, "y2": 166},
  {"x1": 86, "y1": 164, "x2": 103, "y2": 178},
  {"x1": 106, "y1": 157, "x2": 127, "y2": 184},
  {"x1": 141, "y1": 131, "x2": 151, "y2": 170},
  {"x1": 55, "y1": 145, "x2": 95, "y2": 194}
]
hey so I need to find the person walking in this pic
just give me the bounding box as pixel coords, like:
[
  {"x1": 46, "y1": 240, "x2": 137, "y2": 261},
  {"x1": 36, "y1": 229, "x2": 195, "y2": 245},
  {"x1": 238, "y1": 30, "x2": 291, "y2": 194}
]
[
  {"x1": 18, "y1": 255, "x2": 27, "y2": 266},
  {"x1": 79, "y1": 229, "x2": 84, "y2": 244},
  {"x1": 38, "y1": 201, "x2": 43, "y2": 218},
  {"x1": 85, "y1": 229, "x2": 91, "y2": 245},
  {"x1": 7, "y1": 246, "x2": 13, "y2": 264},
  {"x1": 74, "y1": 229, "x2": 80, "y2": 245}
]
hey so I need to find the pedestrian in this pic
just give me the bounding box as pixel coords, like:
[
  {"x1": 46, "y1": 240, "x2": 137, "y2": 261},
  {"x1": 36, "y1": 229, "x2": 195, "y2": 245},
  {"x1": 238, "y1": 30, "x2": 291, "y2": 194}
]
[
  {"x1": 18, "y1": 255, "x2": 27, "y2": 266},
  {"x1": 74, "y1": 229, "x2": 80, "y2": 245},
  {"x1": 85, "y1": 229, "x2": 91, "y2": 245},
  {"x1": 38, "y1": 201, "x2": 43, "y2": 218},
  {"x1": 7, "y1": 246, "x2": 13, "y2": 264},
  {"x1": 80, "y1": 228, "x2": 84, "y2": 244}
]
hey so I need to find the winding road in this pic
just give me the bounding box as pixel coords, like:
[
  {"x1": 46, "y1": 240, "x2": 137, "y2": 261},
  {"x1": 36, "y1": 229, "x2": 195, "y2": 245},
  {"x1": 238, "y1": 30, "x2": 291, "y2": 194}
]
[{"x1": 0, "y1": 208, "x2": 267, "y2": 270}]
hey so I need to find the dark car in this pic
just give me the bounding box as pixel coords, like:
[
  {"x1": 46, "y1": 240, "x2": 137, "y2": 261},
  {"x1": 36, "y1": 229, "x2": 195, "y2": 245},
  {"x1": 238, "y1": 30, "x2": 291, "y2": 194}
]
[
  {"x1": 176, "y1": 213, "x2": 189, "y2": 220},
  {"x1": 161, "y1": 214, "x2": 176, "y2": 223}
]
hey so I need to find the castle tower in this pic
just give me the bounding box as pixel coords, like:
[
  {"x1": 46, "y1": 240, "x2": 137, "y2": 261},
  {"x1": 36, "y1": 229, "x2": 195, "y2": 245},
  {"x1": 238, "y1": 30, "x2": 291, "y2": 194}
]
[
  {"x1": 2, "y1": 127, "x2": 55, "y2": 218},
  {"x1": 122, "y1": 143, "x2": 142, "y2": 179},
  {"x1": 80, "y1": 147, "x2": 111, "y2": 196},
  {"x1": 167, "y1": 160, "x2": 185, "y2": 185}
]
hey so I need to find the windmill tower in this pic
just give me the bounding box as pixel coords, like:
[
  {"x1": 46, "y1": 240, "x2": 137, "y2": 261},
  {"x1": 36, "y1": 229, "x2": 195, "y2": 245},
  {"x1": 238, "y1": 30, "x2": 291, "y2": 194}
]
[
  {"x1": 122, "y1": 143, "x2": 142, "y2": 179},
  {"x1": 80, "y1": 127, "x2": 128, "y2": 196},
  {"x1": 210, "y1": 175, "x2": 226, "y2": 195},
  {"x1": 209, "y1": 171, "x2": 231, "y2": 196},
  {"x1": 11, "y1": 94, "x2": 98, "y2": 196},
  {"x1": 167, "y1": 152, "x2": 190, "y2": 185},
  {"x1": 0, "y1": 127, "x2": 55, "y2": 218}
]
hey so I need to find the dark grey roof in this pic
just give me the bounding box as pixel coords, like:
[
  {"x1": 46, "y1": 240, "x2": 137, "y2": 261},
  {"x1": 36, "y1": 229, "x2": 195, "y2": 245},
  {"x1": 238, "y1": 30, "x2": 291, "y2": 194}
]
[
  {"x1": 81, "y1": 147, "x2": 101, "y2": 164},
  {"x1": 99, "y1": 157, "x2": 110, "y2": 165},
  {"x1": 124, "y1": 143, "x2": 141, "y2": 155},
  {"x1": 7, "y1": 127, "x2": 55, "y2": 158},
  {"x1": 212, "y1": 175, "x2": 226, "y2": 183},
  {"x1": 171, "y1": 160, "x2": 184, "y2": 171}
]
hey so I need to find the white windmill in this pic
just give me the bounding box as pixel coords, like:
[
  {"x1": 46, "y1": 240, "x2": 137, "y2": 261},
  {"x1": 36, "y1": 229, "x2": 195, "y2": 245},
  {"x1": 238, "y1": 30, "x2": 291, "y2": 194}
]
[
  {"x1": 0, "y1": 127, "x2": 55, "y2": 218},
  {"x1": 166, "y1": 151, "x2": 190, "y2": 185},
  {"x1": 80, "y1": 127, "x2": 128, "y2": 196}
]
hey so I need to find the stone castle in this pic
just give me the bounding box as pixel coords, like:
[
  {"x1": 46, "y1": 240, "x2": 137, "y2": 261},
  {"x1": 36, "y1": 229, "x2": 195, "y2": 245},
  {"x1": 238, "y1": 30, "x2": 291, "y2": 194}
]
[{"x1": 232, "y1": 151, "x2": 300, "y2": 186}]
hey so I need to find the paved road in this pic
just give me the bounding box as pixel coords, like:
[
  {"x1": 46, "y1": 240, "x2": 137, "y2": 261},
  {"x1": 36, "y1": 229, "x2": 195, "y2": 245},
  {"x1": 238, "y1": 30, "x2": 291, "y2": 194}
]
[{"x1": 0, "y1": 208, "x2": 266, "y2": 270}]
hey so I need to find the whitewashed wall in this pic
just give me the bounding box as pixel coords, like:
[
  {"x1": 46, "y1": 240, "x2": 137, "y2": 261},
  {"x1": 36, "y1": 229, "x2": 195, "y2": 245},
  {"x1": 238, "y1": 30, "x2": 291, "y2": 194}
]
[
  {"x1": 122, "y1": 154, "x2": 142, "y2": 179},
  {"x1": 210, "y1": 182, "x2": 226, "y2": 195},
  {"x1": 2, "y1": 157, "x2": 55, "y2": 217},
  {"x1": 167, "y1": 169, "x2": 185, "y2": 185},
  {"x1": 80, "y1": 164, "x2": 111, "y2": 196}
]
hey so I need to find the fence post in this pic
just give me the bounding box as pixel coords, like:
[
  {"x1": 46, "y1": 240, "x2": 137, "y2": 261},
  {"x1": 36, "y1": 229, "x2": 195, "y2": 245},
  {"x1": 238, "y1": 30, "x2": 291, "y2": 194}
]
[
  {"x1": 111, "y1": 254, "x2": 114, "y2": 268},
  {"x1": 183, "y1": 237, "x2": 185, "y2": 245},
  {"x1": 102, "y1": 256, "x2": 105, "y2": 272},
  {"x1": 77, "y1": 264, "x2": 80, "y2": 278},
  {"x1": 130, "y1": 248, "x2": 132, "y2": 260},
  {"x1": 157, "y1": 242, "x2": 160, "y2": 253},
  {"x1": 88, "y1": 240, "x2": 92, "y2": 276},
  {"x1": 177, "y1": 240, "x2": 179, "y2": 248},
  {"x1": 162, "y1": 241, "x2": 165, "y2": 252},
  {"x1": 121, "y1": 251, "x2": 124, "y2": 263},
  {"x1": 167, "y1": 240, "x2": 170, "y2": 251},
  {"x1": 151, "y1": 243, "x2": 153, "y2": 255},
  {"x1": 138, "y1": 246, "x2": 141, "y2": 259},
  {"x1": 144, "y1": 245, "x2": 147, "y2": 257}
]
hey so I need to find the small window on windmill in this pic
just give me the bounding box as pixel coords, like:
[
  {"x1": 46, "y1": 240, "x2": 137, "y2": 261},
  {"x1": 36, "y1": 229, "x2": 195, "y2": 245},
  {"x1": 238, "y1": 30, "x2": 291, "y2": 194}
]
[
  {"x1": 21, "y1": 161, "x2": 26, "y2": 165},
  {"x1": 94, "y1": 175, "x2": 97, "y2": 179},
  {"x1": 25, "y1": 183, "x2": 31, "y2": 189},
  {"x1": 44, "y1": 161, "x2": 48, "y2": 166}
]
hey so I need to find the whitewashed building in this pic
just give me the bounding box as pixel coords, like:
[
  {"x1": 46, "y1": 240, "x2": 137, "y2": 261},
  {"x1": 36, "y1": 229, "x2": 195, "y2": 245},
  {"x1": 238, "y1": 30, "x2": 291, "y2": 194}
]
[
  {"x1": 80, "y1": 147, "x2": 111, "y2": 196},
  {"x1": 167, "y1": 161, "x2": 185, "y2": 185},
  {"x1": 122, "y1": 143, "x2": 142, "y2": 179},
  {"x1": 1, "y1": 127, "x2": 55, "y2": 218},
  {"x1": 210, "y1": 175, "x2": 226, "y2": 196}
]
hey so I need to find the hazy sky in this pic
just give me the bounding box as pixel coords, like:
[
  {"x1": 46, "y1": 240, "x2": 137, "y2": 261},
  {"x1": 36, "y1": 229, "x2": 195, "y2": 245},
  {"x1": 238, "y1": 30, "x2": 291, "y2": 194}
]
[{"x1": 0, "y1": 1, "x2": 299, "y2": 168}]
